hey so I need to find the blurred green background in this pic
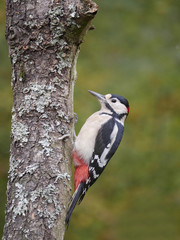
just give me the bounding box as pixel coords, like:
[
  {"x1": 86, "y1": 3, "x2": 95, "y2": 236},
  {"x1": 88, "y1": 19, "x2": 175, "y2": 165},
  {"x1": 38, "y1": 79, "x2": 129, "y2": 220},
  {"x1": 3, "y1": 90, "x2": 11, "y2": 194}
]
[{"x1": 0, "y1": 0, "x2": 180, "y2": 239}]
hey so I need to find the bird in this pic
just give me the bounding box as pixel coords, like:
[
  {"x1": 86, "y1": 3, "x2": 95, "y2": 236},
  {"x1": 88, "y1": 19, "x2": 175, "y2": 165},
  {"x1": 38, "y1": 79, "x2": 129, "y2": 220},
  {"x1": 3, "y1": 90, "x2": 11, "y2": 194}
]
[{"x1": 65, "y1": 90, "x2": 129, "y2": 226}]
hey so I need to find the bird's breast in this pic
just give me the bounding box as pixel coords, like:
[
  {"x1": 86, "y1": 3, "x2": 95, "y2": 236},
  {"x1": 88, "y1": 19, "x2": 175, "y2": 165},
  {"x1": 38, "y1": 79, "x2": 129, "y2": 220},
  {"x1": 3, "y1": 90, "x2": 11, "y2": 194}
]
[{"x1": 74, "y1": 112, "x2": 111, "y2": 165}]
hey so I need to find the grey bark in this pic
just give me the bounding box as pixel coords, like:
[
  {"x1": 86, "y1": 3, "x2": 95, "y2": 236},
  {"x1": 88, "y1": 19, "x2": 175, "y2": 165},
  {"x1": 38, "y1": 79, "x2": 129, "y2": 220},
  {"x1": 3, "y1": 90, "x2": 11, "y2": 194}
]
[{"x1": 3, "y1": 1, "x2": 97, "y2": 239}]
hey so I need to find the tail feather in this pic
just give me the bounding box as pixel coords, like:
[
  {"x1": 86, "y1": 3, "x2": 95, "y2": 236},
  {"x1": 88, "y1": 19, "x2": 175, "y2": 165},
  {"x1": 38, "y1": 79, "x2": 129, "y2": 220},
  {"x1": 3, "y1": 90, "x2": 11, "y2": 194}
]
[{"x1": 65, "y1": 181, "x2": 85, "y2": 226}]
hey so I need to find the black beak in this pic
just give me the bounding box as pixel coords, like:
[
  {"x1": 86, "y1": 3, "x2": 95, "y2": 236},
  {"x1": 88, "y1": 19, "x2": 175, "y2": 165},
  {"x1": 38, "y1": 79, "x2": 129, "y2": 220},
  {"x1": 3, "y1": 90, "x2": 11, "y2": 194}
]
[{"x1": 88, "y1": 90, "x2": 105, "y2": 102}]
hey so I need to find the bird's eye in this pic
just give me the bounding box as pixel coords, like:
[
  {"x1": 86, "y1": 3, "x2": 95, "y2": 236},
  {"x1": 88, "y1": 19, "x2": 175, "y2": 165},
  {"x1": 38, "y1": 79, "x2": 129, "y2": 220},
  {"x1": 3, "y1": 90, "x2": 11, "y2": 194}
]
[{"x1": 111, "y1": 99, "x2": 117, "y2": 103}]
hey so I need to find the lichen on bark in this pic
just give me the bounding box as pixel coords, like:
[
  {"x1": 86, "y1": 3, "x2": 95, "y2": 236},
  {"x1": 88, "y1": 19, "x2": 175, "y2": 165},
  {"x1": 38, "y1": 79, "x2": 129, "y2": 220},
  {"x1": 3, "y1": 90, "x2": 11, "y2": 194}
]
[{"x1": 3, "y1": 0, "x2": 97, "y2": 239}]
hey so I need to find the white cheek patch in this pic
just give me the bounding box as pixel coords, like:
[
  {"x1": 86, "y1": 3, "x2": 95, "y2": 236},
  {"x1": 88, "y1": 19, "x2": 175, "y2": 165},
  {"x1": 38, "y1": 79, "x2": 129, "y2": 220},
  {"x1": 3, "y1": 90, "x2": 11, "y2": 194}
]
[
  {"x1": 118, "y1": 102, "x2": 127, "y2": 113},
  {"x1": 108, "y1": 101, "x2": 127, "y2": 115}
]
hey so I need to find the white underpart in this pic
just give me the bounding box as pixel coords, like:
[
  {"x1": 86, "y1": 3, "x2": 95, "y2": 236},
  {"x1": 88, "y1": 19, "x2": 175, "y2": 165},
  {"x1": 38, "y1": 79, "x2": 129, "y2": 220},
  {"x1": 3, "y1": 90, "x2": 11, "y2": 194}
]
[
  {"x1": 97, "y1": 123, "x2": 119, "y2": 168},
  {"x1": 74, "y1": 111, "x2": 112, "y2": 164}
]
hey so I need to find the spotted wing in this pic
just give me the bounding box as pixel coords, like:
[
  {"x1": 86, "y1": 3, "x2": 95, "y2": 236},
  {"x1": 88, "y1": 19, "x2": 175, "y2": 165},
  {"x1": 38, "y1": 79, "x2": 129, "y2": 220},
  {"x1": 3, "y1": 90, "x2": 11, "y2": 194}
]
[
  {"x1": 88, "y1": 118, "x2": 124, "y2": 186},
  {"x1": 78, "y1": 118, "x2": 124, "y2": 204}
]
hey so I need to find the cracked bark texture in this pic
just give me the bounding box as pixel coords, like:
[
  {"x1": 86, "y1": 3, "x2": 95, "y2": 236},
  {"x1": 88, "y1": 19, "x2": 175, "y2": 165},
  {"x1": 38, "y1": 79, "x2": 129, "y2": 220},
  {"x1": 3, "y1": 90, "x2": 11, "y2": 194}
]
[{"x1": 3, "y1": 1, "x2": 97, "y2": 239}]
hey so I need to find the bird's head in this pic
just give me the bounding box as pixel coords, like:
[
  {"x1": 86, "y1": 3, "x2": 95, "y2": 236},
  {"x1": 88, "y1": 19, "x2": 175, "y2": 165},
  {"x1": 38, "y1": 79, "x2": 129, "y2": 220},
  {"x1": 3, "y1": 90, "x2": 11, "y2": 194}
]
[{"x1": 88, "y1": 90, "x2": 129, "y2": 119}]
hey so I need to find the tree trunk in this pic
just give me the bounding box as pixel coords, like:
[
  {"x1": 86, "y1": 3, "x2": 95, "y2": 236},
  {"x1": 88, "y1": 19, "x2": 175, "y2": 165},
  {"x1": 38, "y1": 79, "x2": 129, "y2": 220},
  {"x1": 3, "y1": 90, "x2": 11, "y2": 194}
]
[{"x1": 3, "y1": 1, "x2": 97, "y2": 239}]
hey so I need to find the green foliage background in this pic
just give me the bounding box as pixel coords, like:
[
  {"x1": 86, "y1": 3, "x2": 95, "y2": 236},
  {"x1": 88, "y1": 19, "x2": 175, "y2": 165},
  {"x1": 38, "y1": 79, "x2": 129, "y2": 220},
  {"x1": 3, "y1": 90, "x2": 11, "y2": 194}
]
[{"x1": 0, "y1": 1, "x2": 180, "y2": 239}]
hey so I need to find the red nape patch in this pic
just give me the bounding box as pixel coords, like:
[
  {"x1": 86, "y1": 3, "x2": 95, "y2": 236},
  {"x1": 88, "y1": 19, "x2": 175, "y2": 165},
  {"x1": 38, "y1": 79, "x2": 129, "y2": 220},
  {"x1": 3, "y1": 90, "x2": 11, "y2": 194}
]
[
  {"x1": 127, "y1": 106, "x2": 130, "y2": 114},
  {"x1": 74, "y1": 165, "x2": 89, "y2": 190}
]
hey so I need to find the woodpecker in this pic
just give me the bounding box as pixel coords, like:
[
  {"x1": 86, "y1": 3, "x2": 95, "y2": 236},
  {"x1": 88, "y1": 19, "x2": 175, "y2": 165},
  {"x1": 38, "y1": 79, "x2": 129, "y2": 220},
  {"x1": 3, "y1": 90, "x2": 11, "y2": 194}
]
[{"x1": 66, "y1": 90, "x2": 129, "y2": 225}]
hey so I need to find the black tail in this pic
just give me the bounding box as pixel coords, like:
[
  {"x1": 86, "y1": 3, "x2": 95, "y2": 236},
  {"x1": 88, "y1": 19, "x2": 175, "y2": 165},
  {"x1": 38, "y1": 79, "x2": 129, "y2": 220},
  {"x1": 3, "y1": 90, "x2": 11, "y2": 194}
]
[{"x1": 65, "y1": 181, "x2": 85, "y2": 226}]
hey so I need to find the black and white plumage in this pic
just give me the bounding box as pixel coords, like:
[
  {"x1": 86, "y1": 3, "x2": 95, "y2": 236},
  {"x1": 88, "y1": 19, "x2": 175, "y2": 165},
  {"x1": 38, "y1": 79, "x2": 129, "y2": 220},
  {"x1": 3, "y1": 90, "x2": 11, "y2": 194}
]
[{"x1": 65, "y1": 90, "x2": 129, "y2": 225}]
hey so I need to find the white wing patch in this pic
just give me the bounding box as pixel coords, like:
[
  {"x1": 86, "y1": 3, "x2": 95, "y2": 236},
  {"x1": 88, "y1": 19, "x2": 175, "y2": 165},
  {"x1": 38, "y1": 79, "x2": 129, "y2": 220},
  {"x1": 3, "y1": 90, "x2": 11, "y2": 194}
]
[
  {"x1": 91, "y1": 154, "x2": 99, "y2": 164},
  {"x1": 89, "y1": 166, "x2": 99, "y2": 179},
  {"x1": 97, "y1": 123, "x2": 119, "y2": 168},
  {"x1": 115, "y1": 117, "x2": 125, "y2": 126}
]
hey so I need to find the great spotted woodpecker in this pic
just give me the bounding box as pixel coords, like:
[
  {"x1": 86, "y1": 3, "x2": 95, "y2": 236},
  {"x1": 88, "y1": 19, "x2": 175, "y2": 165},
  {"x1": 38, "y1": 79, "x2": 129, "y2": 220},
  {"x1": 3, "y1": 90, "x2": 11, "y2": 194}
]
[{"x1": 66, "y1": 90, "x2": 129, "y2": 225}]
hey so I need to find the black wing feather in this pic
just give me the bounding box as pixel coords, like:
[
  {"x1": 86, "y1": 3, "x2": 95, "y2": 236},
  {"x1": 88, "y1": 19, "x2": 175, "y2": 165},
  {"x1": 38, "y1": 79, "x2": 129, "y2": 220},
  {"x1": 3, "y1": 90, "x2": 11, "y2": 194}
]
[
  {"x1": 93, "y1": 118, "x2": 115, "y2": 156},
  {"x1": 78, "y1": 118, "x2": 124, "y2": 203},
  {"x1": 89, "y1": 119, "x2": 124, "y2": 185},
  {"x1": 66, "y1": 118, "x2": 125, "y2": 222},
  {"x1": 106, "y1": 122, "x2": 124, "y2": 160}
]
